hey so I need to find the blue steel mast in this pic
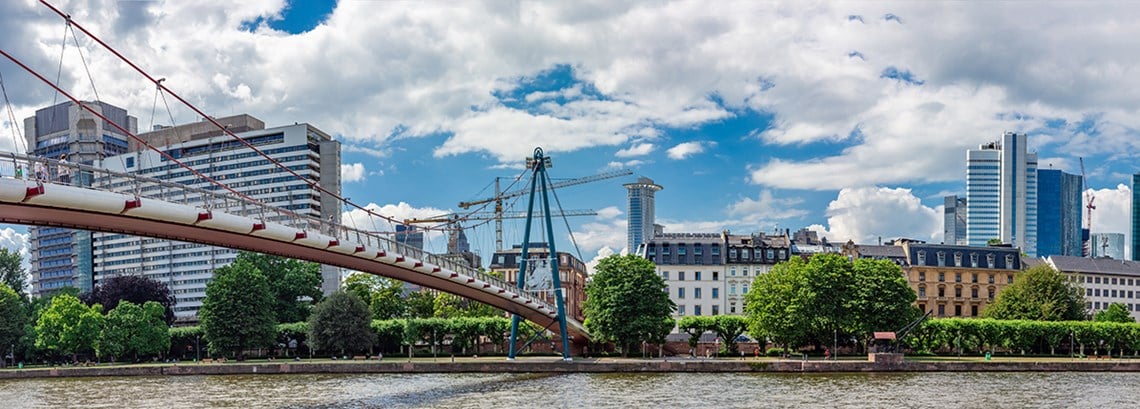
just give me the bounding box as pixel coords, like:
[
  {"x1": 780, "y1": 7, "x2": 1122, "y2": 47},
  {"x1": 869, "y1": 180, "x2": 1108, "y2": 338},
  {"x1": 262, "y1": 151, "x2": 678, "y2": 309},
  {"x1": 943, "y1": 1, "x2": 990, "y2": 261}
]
[{"x1": 508, "y1": 147, "x2": 572, "y2": 361}]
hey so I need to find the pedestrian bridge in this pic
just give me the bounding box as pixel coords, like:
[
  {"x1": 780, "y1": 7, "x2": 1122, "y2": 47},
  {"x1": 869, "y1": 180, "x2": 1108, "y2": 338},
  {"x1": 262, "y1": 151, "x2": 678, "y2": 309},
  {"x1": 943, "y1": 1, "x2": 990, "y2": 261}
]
[{"x1": 0, "y1": 152, "x2": 588, "y2": 342}]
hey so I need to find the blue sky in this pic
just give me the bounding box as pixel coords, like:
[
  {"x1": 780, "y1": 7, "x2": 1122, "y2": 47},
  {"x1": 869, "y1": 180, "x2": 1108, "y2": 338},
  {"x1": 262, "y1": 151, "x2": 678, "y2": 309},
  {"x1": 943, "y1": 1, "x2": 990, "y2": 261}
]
[{"x1": 2, "y1": 1, "x2": 1140, "y2": 266}]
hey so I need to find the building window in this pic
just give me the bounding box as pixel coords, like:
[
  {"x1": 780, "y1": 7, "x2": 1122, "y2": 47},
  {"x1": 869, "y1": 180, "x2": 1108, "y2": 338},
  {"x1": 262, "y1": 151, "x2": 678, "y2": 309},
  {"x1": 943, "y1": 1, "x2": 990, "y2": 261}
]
[
  {"x1": 694, "y1": 305, "x2": 702, "y2": 316},
  {"x1": 694, "y1": 246, "x2": 703, "y2": 256},
  {"x1": 712, "y1": 305, "x2": 720, "y2": 315},
  {"x1": 989, "y1": 274, "x2": 995, "y2": 284},
  {"x1": 971, "y1": 305, "x2": 978, "y2": 316},
  {"x1": 778, "y1": 249, "x2": 786, "y2": 259},
  {"x1": 743, "y1": 285, "x2": 749, "y2": 294},
  {"x1": 648, "y1": 246, "x2": 656, "y2": 255},
  {"x1": 1096, "y1": 277, "x2": 1102, "y2": 284},
  {"x1": 972, "y1": 273, "x2": 978, "y2": 283},
  {"x1": 730, "y1": 303, "x2": 736, "y2": 314},
  {"x1": 919, "y1": 286, "x2": 926, "y2": 297},
  {"x1": 937, "y1": 252, "x2": 946, "y2": 267},
  {"x1": 729, "y1": 248, "x2": 737, "y2": 258},
  {"x1": 694, "y1": 288, "x2": 702, "y2": 299},
  {"x1": 730, "y1": 284, "x2": 736, "y2": 295},
  {"x1": 1095, "y1": 289, "x2": 1101, "y2": 297},
  {"x1": 955, "y1": 287, "x2": 962, "y2": 298},
  {"x1": 1005, "y1": 255, "x2": 1015, "y2": 268},
  {"x1": 987, "y1": 254, "x2": 995, "y2": 268},
  {"x1": 955, "y1": 273, "x2": 962, "y2": 283},
  {"x1": 695, "y1": 271, "x2": 702, "y2": 281},
  {"x1": 766, "y1": 249, "x2": 775, "y2": 260},
  {"x1": 988, "y1": 288, "x2": 995, "y2": 300},
  {"x1": 970, "y1": 253, "x2": 979, "y2": 268},
  {"x1": 711, "y1": 246, "x2": 720, "y2": 256},
  {"x1": 742, "y1": 249, "x2": 751, "y2": 260},
  {"x1": 954, "y1": 252, "x2": 962, "y2": 267},
  {"x1": 1113, "y1": 278, "x2": 1119, "y2": 285},
  {"x1": 954, "y1": 305, "x2": 962, "y2": 316},
  {"x1": 918, "y1": 272, "x2": 926, "y2": 281},
  {"x1": 919, "y1": 304, "x2": 926, "y2": 314},
  {"x1": 1087, "y1": 288, "x2": 1093, "y2": 296},
  {"x1": 938, "y1": 272, "x2": 945, "y2": 282},
  {"x1": 743, "y1": 268, "x2": 749, "y2": 277},
  {"x1": 938, "y1": 304, "x2": 945, "y2": 317},
  {"x1": 1007, "y1": 275, "x2": 1014, "y2": 284},
  {"x1": 712, "y1": 288, "x2": 719, "y2": 299},
  {"x1": 679, "y1": 271, "x2": 685, "y2": 281},
  {"x1": 678, "y1": 288, "x2": 685, "y2": 299},
  {"x1": 662, "y1": 271, "x2": 669, "y2": 280},
  {"x1": 678, "y1": 305, "x2": 685, "y2": 316},
  {"x1": 917, "y1": 251, "x2": 926, "y2": 265},
  {"x1": 971, "y1": 288, "x2": 978, "y2": 298},
  {"x1": 1112, "y1": 290, "x2": 1118, "y2": 298},
  {"x1": 938, "y1": 287, "x2": 945, "y2": 297},
  {"x1": 712, "y1": 271, "x2": 719, "y2": 281},
  {"x1": 678, "y1": 246, "x2": 687, "y2": 256}
]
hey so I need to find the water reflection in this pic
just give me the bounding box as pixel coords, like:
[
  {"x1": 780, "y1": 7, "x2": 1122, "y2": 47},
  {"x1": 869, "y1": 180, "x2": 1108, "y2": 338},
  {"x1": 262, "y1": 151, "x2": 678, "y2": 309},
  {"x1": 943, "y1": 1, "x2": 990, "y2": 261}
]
[{"x1": 1, "y1": 372, "x2": 1138, "y2": 408}]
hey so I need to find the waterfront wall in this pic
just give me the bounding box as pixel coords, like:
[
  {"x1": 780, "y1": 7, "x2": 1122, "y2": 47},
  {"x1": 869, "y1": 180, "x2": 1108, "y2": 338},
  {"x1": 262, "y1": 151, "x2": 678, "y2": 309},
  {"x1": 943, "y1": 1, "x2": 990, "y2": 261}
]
[{"x1": 6, "y1": 359, "x2": 1140, "y2": 379}]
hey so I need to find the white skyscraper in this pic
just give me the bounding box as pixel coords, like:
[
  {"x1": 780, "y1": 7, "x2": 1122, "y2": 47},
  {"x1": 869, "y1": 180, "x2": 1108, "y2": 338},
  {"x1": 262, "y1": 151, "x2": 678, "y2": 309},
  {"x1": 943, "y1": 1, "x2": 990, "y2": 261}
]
[
  {"x1": 966, "y1": 131, "x2": 1038, "y2": 256},
  {"x1": 625, "y1": 177, "x2": 662, "y2": 253}
]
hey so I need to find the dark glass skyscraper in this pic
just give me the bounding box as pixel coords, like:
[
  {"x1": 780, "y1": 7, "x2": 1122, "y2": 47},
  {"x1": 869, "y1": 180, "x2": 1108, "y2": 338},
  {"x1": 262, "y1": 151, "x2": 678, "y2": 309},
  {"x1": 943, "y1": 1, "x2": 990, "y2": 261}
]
[
  {"x1": 1036, "y1": 169, "x2": 1083, "y2": 257},
  {"x1": 944, "y1": 195, "x2": 967, "y2": 245}
]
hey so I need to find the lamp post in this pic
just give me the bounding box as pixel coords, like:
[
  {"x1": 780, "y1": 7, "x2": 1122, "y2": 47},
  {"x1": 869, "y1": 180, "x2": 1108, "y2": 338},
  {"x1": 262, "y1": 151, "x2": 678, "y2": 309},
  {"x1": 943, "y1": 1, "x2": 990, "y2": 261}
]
[
  {"x1": 195, "y1": 334, "x2": 201, "y2": 362},
  {"x1": 1070, "y1": 332, "x2": 1074, "y2": 359}
]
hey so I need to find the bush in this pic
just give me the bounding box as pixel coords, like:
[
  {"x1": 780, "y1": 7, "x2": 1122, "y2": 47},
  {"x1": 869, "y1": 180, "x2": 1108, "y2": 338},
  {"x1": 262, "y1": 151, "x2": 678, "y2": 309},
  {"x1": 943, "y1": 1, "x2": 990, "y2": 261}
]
[{"x1": 766, "y1": 347, "x2": 787, "y2": 357}]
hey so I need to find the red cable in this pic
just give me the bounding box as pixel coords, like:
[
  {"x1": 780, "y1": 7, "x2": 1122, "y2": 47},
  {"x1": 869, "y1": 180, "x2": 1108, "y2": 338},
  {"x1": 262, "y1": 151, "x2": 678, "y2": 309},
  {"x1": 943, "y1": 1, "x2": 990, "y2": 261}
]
[{"x1": 36, "y1": 0, "x2": 417, "y2": 229}]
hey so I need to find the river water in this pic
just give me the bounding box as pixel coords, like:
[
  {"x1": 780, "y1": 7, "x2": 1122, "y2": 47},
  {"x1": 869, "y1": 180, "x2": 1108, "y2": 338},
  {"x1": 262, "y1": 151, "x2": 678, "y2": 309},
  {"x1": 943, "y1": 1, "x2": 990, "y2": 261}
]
[{"x1": 2, "y1": 372, "x2": 1138, "y2": 408}]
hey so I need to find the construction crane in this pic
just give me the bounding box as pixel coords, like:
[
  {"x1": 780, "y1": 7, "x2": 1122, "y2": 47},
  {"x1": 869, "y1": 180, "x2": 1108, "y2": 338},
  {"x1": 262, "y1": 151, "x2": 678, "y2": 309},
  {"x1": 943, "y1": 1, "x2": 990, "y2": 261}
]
[
  {"x1": 457, "y1": 168, "x2": 632, "y2": 251},
  {"x1": 1081, "y1": 157, "x2": 1096, "y2": 257},
  {"x1": 405, "y1": 209, "x2": 598, "y2": 254}
]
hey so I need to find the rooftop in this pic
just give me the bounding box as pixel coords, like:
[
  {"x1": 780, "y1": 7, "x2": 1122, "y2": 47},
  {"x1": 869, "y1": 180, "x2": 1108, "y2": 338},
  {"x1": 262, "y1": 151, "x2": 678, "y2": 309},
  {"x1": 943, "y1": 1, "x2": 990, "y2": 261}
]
[{"x1": 1048, "y1": 255, "x2": 1140, "y2": 277}]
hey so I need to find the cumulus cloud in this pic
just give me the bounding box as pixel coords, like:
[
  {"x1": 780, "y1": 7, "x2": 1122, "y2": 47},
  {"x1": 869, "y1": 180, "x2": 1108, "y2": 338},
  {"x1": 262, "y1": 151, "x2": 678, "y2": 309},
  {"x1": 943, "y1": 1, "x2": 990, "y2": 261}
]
[
  {"x1": 666, "y1": 141, "x2": 707, "y2": 160},
  {"x1": 615, "y1": 143, "x2": 654, "y2": 158},
  {"x1": 808, "y1": 187, "x2": 942, "y2": 244},
  {"x1": 340, "y1": 163, "x2": 366, "y2": 183},
  {"x1": 727, "y1": 190, "x2": 809, "y2": 224},
  {"x1": 341, "y1": 202, "x2": 451, "y2": 250},
  {"x1": 606, "y1": 159, "x2": 647, "y2": 169}
]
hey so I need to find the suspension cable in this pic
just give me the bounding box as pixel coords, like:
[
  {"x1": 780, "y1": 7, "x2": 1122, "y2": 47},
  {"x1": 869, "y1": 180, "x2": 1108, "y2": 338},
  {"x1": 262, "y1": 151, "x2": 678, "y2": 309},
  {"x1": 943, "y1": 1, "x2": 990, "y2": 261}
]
[
  {"x1": 68, "y1": 23, "x2": 101, "y2": 103},
  {"x1": 36, "y1": 0, "x2": 417, "y2": 230},
  {"x1": 0, "y1": 70, "x2": 27, "y2": 154},
  {"x1": 547, "y1": 171, "x2": 585, "y2": 264}
]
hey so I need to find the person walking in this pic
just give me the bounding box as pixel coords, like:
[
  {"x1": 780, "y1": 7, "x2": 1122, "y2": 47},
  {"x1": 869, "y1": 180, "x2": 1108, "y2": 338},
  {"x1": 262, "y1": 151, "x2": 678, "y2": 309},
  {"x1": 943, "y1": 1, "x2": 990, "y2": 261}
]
[
  {"x1": 14, "y1": 163, "x2": 23, "y2": 179},
  {"x1": 57, "y1": 154, "x2": 71, "y2": 184},
  {"x1": 33, "y1": 159, "x2": 46, "y2": 181}
]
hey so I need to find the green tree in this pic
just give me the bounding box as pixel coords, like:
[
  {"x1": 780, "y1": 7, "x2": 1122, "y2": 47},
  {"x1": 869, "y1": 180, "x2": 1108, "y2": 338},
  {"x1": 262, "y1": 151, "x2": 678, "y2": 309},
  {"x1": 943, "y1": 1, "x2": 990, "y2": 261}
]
[
  {"x1": 34, "y1": 294, "x2": 104, "y2": 362},
  {"x1": 0, "y1": 285, "x2": 24, "y2": 367},
  {"x1": 1095, "y1": 303, "x2": 1135, "y2": 323},
  {"x1": 847, "y1": 258, "x2": 919, "y2": 346},
  {"x1": 433, "y1": 293, "x2": 499, "y2": 319},
  {"x1": 677, "y1": 316, "x2": 714, "y2": 355},
  {"x1": 343, "y1": 273, "x2": 407, "y2": 320},
  {"x1": 583, "y1": 255, "x2": 675, "y2": 356},
  {"x1": 745, "y1": 257, "x2": 811, "y2": 350},
  {"x1": 406, "y1": 290, "x2": 436, "y2": 318},
  {"x1": 236, "y1": 252, "x2": 322, "y2": 324},
  {"x1": 200, "y1": 258, "x2": 276, "y2": 359},
  {"x1": 712, "y1": 315, "x2": 749, "y2": 354},
  {"x1": 307, "y1": 291, "x2": 375, "y2": 357},
  {"x1": 99, "y1": 301, "x2": 171, "y2": 362},
  {"x1": 0, "y1": 249, "x2": 26, "y2": 298},
  {"x1": 983, "y1": 265, "x2": 1087, "y2": 321}
]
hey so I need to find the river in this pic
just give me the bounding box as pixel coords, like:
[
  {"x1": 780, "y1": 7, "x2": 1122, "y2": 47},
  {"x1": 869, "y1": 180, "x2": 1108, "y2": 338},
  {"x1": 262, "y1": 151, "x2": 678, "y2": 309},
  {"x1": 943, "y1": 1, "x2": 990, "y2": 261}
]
[{"x1": 1, "y1": 372, "x2": 1137, "y2": 408}]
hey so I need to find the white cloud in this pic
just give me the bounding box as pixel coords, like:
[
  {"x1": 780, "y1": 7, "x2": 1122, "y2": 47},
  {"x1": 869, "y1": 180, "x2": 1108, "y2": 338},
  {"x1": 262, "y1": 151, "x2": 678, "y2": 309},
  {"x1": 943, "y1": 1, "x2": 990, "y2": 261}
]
[
  {"x1": 342, "y1": 144, "x2": 390, "y2": 159},
  {"x1": 341, "y1": 202, "x2": 452, "y2": 251},
  {"x1": 605, "y1": 159, "x2": 647, "y2": 169},
  {"x1": 727, "y1": 190, "x2": 809, "y2": 224},
  {"x1": 595, "y1": 206, "x2": 622, "y2": 220},
  {"x1": 666, "y1": 141, "x2": 706, "y2": 160},
  {"x1": 808, "y1": 187, "x2": 942, "y2": 244},
  {"x1": 1088, "y1": 184, "x2": 1131, "y2": 259},
  {"x1": 340, "y1": 163, "x2": 366, "y2": 183},
  {"x1": 615, "y1": 143, "x2": 654, "y2": 158}
]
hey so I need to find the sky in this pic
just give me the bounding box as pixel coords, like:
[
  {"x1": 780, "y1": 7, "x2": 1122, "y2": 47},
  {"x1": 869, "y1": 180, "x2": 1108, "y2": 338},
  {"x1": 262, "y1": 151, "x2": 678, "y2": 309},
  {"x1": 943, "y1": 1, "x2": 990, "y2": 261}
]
[{"x1": 2, "y1": 0, "x2": 1140, "y2": 275}]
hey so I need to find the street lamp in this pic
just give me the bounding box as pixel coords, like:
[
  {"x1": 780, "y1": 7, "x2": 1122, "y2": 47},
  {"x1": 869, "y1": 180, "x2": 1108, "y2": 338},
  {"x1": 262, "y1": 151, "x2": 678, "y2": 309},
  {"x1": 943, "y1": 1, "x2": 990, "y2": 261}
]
[{"x1": 1070, "y1": 332, "x2": 1074, "y2": 358}]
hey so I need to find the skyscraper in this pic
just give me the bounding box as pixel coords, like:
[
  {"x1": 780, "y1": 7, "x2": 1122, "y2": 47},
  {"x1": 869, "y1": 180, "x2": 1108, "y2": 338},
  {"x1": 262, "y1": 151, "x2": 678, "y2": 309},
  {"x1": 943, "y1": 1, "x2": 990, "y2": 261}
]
[
  {"x1": 395, "y1": 224, "x2": 425, "y2": 250},
  {"x1": 23, "y1": 101, "x2": 137, "y2": 296},
  {"x1": 95, "y1": 114, "x2": 341, "y2": 319},
  {"x1": 1133, "y1": 173, "x2": 1139, "y2": 261},
  {"x1": 966, "y1": 132, "x2": 1038, "y2": 255},
  {"x1": 944, "y1": 195, "x2": 967, "y2": 245},
  {"x1": 1036, "y1": 169, "x2": 1083, "y2": 257},
  {"x1": 624, "y1": 177, "x2": 662, "y2": 253},
  {"x1": 1090, "y1": 233, "x2": 1126, "y2": 260}
]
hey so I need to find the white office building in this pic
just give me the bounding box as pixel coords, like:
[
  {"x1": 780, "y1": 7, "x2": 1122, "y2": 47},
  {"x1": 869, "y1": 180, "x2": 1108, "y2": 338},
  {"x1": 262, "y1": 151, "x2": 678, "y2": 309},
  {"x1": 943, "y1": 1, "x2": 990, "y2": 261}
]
[
  {"x1": 966, "y1": 132, "x2": 1038, "y2": 256},
  {"x1": 1049, "y1": 255, "x2": 1140, "y2": 320},
  {"x1": 94, "y1": 115, "x2": 341, "y2": 319}
]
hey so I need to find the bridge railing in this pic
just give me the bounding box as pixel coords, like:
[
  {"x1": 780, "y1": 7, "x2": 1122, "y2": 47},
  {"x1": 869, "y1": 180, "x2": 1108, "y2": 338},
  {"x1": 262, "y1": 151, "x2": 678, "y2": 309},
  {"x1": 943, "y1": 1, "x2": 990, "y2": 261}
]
[{"x1": 0, "y1": 151, "x2": 548, "y2": 311}]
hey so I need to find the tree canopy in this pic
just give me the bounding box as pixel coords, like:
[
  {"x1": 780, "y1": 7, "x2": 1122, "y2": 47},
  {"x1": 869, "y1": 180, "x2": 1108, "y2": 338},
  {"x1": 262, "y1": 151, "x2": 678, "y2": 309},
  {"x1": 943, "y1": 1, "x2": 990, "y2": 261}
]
[
  {"x1": 235, "y1": 252, "x2": 323, "y2": 324},
  {"x1": 1095, "y1": 303, "x2": 1134, "y2": 323},
  {"x1": 307, "y1": 291, "x2": 374, "y2": 356},
  {"x1": 0, "y1": 249, "x2": 26, "y2": 298},
  {"x1": 35, "y1": 294, "x2": 104, "y2": 361},
  {"x1": 0, "y1": 285, "x2": 24, "y2": 366},
  {"x1": 81, "y1": 275, "x2": 176, "y2": 324},
  {"x1": 583, "y1": 254, "x2": 674, "y2": 356},
  {"x1": 343, "y1": 273, "x2": 407, "y2": 320},
  {"x1": 98, "y1": 301, "x2": 171, "y2": 361},
  {"x1": 200, "y1": 258, "x2": 276, "y2": 359},
  {"x1": 983, "y1": 264, "x2": 1087, "y2": 321},
  {"x1": 745, "y1": 254, "x2": 918, "y2": 350}
]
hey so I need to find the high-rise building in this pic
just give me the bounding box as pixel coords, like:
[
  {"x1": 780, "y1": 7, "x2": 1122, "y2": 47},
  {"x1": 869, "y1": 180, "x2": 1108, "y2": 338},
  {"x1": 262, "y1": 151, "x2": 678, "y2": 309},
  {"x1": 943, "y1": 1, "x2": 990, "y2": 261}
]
[
  {"x1": 1133, "y1": 173, "x2": 1139, "y2": 261},
  {"x1": 966, "y1": 132, "x2": 1038, "y2": 256},
  {"x1": 1090, "y1": 233, "x2": 1126, "y2": 260},
  {"x1": 624, "y1": 177, "x2": 662, "y2": 252},
  {"x1": 944, "y1": 196, "x2": 967, "y2": 245},
  {"x1": 23, "y1": 101, "x2": 137, "y2": 296},
  {"x1": 94, "y1": 115, "x2": 341, "y2": 319},
  {"x1": 395, "y1": 224, "x2": 424, "y2": 250},
  {"x1": 1036, "y1": 169, "x2": 1083, "y2": 257},
  {"x1": 489, "y1": 242, "x2": 587, "y2": 322}
]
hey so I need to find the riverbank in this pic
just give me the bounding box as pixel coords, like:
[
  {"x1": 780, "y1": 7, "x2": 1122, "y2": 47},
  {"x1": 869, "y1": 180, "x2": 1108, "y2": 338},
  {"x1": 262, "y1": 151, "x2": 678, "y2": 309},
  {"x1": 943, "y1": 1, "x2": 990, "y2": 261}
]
[{"x1": 4, "y1": 356, "x2": 1140, "y2": 379}]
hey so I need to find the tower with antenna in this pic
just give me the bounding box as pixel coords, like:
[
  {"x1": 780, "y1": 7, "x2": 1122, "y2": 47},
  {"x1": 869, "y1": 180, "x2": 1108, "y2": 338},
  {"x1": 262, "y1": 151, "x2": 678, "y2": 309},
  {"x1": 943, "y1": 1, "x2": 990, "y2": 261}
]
[{"x1": 1081, "y1": 157, "x2": 1095, "y2": 257}]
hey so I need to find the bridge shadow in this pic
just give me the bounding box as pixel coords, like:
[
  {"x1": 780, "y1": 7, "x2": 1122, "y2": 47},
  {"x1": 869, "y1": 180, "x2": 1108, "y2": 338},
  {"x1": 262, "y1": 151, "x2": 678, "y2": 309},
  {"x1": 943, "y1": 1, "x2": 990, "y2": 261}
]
[{"x1": 288, "y1": 372, "x2": 562, "y2": 409}]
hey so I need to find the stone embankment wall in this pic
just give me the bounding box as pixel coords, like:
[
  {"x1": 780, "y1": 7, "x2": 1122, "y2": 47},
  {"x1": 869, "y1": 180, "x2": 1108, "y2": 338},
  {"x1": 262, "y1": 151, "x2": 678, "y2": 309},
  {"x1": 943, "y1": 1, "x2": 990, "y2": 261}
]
[{"x1": 5, "y1": 359, "x2": 1140, "y2": 379}]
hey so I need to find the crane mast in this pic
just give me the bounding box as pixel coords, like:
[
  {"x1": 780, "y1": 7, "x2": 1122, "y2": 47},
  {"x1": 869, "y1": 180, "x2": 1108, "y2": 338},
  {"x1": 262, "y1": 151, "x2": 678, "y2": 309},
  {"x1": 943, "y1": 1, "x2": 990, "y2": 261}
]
[{"x1": 1081, "y1": 157, "x2": 1096, "y2": 257}]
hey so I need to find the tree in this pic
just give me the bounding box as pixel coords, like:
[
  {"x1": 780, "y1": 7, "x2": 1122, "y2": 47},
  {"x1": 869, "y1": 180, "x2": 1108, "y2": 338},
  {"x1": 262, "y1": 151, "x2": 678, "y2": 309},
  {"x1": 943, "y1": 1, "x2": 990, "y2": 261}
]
[
  {"x1": 847, "y1": 258, "x2": 919, "y2": 345},
  {"x1": 98, "y1": 301, "x2": 171, "y2": 362},
  {"x1": 712, "y1": 315, "x2": 749, "y2": 354},
  {"x1": 34, "y1": 294, "x2": 104, "y2": 362},
  {"x1": 1095, "y1": 303, "x2": 1135, "y2": 323},
  {"x1": 983, "y1": 264, "x2": 1087, "y2": 321},
  {"x1": 0, "y1": 285, "x2": 24, "y2": 367},
  {"x1": 405, "y1": 290, "x2": 436, "y2": 318},
  {"x1": 0, "y1": 249, "x2": 26, "y2": 298},
  {"x1": 745, "y1": 257, "x2": 811, "y2": 350},
  {"x1": 81, "y1": 275, "x2": 176, "y2": 325},
  {"x1": 307, "y1": 291, "x2": 374, "y2": 357},
  {"x1": 433, "y1": 293, "x2": 499, "y2": 319},
  {"x1": 583, "y1": 255, "x2": 674, "y2": 356},
  {"x1": 236, "y1": 252, "x2": 322, "y2": 324},
  {"x1": 343, "y1": 273, "x2": 407, "y2": 320},
  {"x1": 677, "y1": 316, "x2": 714, "y2": 355},
  {"x1": 987, "y1": 238, "x2": 1003, "y2": 246},
  {"x1": 200, "y1": 258, "x2": 276, "y2": 359}
]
